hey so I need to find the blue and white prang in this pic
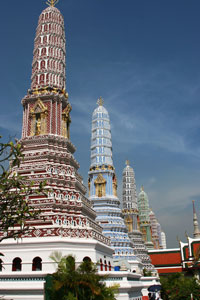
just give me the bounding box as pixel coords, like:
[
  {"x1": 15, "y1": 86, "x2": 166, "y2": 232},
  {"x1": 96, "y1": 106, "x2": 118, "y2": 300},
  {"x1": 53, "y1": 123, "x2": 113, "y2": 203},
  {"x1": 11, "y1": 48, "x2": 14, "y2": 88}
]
[{"x1": 88, "y1": 98, "x2": 137, "y2": 260}]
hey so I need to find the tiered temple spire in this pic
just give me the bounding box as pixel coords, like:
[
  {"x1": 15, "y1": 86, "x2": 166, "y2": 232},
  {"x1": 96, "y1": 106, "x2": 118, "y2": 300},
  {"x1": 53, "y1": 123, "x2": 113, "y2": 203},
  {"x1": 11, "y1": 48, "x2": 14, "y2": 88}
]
[
  {"x1": 122, "y1": 160, "x2": 138, "y2": 214},
  {"x1": 88, "y1": 101, "x2": 139, "y2": 262},
  {"x1": 122, "y1": 161, "x2": 154, "y2": 269},
  {"x1": 3, "y1": 3, "x2": 111, "y2": 250},
  {"x1": 138, "y1": 186, "x2": 154, "y2": 249},
  {"x1": 31, "y1": 2, "x2": 66, "y2": 91},
  {"x1": 22, "y1": 4, "x2": 70, "y2": 139},
  {"x1": 149, "y1": 209, "x2": 160, "y2": 249}
]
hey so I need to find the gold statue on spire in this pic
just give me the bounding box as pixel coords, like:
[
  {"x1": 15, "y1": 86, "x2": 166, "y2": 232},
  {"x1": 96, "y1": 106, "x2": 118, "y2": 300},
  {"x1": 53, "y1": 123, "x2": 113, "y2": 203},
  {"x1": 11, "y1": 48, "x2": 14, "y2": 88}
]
[
  {"x1": 46, "y1": 0, "x2": 59, "y2": 7},
  {"x1": 97, "y1": 96, "x2": 104, "y2": 106}
]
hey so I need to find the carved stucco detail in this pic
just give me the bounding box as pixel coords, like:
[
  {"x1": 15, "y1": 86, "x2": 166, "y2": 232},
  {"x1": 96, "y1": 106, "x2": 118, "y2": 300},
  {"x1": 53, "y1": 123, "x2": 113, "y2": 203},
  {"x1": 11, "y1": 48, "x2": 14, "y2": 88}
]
[
  {"x1": 94, "y1": 173, "x2": 106, "y2": 197},
  {"x1": 30, "y1": 98, "x2": 48, "y2": 136},
  {"x1": 62, "y1": 103, "x2": 72, "y2": 138}
]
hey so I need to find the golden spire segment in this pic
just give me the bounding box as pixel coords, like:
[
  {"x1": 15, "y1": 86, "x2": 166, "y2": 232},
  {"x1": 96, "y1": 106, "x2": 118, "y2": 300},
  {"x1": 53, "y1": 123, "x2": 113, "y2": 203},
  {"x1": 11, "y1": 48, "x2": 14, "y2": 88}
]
[
  {"x1": 46, "y1": 0, "x2": 59, "y2": 7},
  {"x1": 97, "y1": 96, "x2": 104, "y2": 106},
  {"x1": 125, "y1": 160, "x2": 130, "y2": 166}
]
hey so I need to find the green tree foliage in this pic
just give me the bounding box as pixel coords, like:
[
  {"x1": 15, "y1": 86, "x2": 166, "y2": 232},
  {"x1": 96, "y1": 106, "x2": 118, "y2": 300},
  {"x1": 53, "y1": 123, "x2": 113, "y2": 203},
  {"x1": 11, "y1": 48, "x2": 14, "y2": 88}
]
[
  {"x1": 160, "y1": 273, "x2": 200, "y2": 300},
  {"x1": 0, "y1": 137, "x2": 43, "y2": 241},
  {"x1": 47, "y1": 254, "x2": 118, "y2": 300}
]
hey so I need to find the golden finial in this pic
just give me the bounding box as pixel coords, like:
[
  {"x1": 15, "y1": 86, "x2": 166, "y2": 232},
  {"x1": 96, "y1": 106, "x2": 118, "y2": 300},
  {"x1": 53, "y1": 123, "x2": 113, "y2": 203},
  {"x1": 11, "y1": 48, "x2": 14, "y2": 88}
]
[
  {"x1": 46, "y1": 0, "x2": 59, "y2": 7},
  {"x1": 125, "y1": 160, "x2": 130, "y2": 166},
  {"x1": 97, "y1": 96, "x2": 104, "y2": 106},
  {"x1": 141, "y1": 185, "x2": 144, "y2": 192}
]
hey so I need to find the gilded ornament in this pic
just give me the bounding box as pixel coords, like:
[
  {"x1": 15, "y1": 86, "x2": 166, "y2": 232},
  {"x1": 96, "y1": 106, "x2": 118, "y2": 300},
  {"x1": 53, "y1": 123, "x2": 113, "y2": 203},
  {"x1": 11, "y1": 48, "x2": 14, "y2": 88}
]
[
  {"x1": 97, "y1": 96, "x2": 104, "y2": 106},
  {"x1": 88, "y1": 179, "x2": 91, "y2": 197},
  {"x1": 30, "y1": 98, "x2": 47, "y2": 114},
  {"x1": 30, "y1": 98, "x2": 48, "y2": 136},
  {"x1": 94, "y1": 174, "x2": 106, "y2": 197},
  {"x1": 125, "y1": 215, "x2": 133, "y2": 233},
  {"x1": 62, "y1": 103, "x2": 72, "y2": 138},
  {"x1": 94, "y1": 173, "x2": 106, "y2": 184},
  {"x1": 33, "y1": 89, "x2": 40, "y2": 95},
  {"x1": 36, "y1": 119, "x2": 41, "y2": 135},
  {"x1": 42, "y1": 88, "x2": 48, "y2": 94},
  {"x1": 46, "y1": 0, "x2": 59, "y2": 7}
]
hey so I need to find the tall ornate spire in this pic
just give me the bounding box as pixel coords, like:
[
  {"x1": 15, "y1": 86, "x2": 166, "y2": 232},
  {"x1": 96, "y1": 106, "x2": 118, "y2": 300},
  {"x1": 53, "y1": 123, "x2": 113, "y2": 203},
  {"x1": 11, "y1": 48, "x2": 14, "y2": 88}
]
[
  {"x1": 192, "y1": 200, "x2": 200, "y2": 238},
  {"x1": 149, "y1": 209, "x2": 160, "y2": 249},
  {"x1": 0, "y1": 4, "x2": 114, "y2": 288},
  {"x1": 21, "y1": 4, "x2": 70, "y2": 139},
  {"x1": 88, "y1": 101, "x2": 138, "y2": 262},
  {"x1": 138, "y1": 186, "x2": 154, "y2": 249},
  {"x1": 122, "y1": 160, "x2": 138, "y2": 213},
  {"x1": 31, "y1": 3, "x2": 66, "y2": 91},
  {"x1": 122, "y1": 161, "x2": 154, "y2": 270},
  {"x1": 5, "y1": 2, "x2": 112, "y2": 252}
]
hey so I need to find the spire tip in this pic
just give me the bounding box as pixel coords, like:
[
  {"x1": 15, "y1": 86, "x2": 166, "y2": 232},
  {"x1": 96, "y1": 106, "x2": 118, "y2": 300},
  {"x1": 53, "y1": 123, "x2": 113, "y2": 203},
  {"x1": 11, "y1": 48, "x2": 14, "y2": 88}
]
[
  {"x1": 193, "y1": 200, "x2": 196, "y2": 213},
  {"x1": 125, "y1": 160, "x2": 130, "y2": 166},
  {"x1": 97, "y1": 96, "x2": 104, "y2": 106},
  {"x1": 46, "y1": 0, "x2": 59, "y2": 7}
]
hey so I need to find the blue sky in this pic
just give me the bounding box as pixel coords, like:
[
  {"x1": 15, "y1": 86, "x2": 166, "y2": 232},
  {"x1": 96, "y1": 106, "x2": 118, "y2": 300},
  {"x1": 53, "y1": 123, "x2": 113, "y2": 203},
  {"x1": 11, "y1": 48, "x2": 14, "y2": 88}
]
[{"x1": 1, "y1": 0, "x2": 200, "y2": 247}]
